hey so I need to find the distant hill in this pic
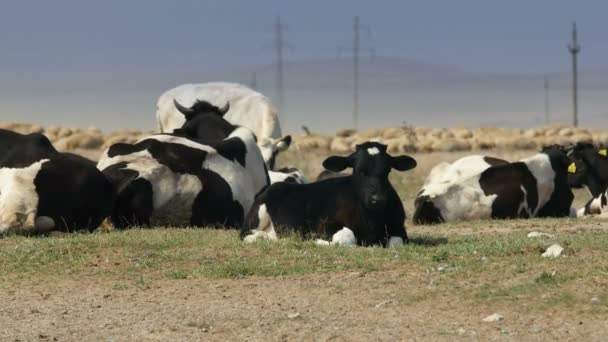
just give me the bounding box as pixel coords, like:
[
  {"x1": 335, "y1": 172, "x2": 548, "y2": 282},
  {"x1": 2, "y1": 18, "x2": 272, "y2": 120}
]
[{"x1": 0, "y1": 56, "x2": 606, "y2": 133}]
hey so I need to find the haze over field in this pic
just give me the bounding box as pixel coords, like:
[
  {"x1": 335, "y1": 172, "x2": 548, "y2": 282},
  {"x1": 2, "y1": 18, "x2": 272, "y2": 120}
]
[{"x1": 0, "y1": 0, "x2": 606, "y2": 133}]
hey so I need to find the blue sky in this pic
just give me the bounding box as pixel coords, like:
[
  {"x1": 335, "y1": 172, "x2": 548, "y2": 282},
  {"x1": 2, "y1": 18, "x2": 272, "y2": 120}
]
[
  {"x1": 1, "y1": 0, "x2": 605, "y2": 73},
  {"x1": 0, "y1": 0, "x2": 606, "y2": 131}
]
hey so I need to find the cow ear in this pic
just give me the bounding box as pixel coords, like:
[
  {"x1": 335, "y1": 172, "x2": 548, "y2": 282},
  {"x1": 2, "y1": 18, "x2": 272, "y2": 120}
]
[
  {"x1": 274, "y1": 135, "x2": 292, "y2": 152},
  {"x1": 323, "y1": 156, "x2": 352, "y2": 172},
  {"x1": 391, "y1": 155, "x2": 417, "y2": 171}
]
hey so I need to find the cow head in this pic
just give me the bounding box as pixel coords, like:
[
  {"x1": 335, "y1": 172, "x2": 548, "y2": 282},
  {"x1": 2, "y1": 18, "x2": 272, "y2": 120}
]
[
  {"x1": 173, "y1": 99, "x2": 230, "y2": 121},
  {"x1": 322, "y1": 142, "x2": 417, "y2": 209},
  {"x1": 172, "y1": 99, "x2": 235, "y2": 142},
  {"x1": 259, "y1": 135, "x2": 292, "y2": 170},
  {"x1": 566, "y1": 143, "x2": 608, "y2": 197}
]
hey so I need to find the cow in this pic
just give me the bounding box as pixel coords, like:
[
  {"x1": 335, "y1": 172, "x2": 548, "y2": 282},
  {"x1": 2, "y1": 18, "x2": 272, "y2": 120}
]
[
  {"x1": 97, "y1": 109, "x2": 269, "y2": 229},
  {"x1": 413, "y1": 146, "x2": 576, "y2": 224},
  {"x1": 0, "y1": 129, "x2": 114, "y2": 235},
  {"x1": 156, "y1": 82, "x2": 292, "y2": 169},
  {"x1": 269, "y1": 167, "x2": 307, "y2": 185},
  {"x1": 567, "y1": 143, "x2": 608, "y2": 217},
  {"x1": 240, "y1": 142, "x2": 417, "y2": 247}
]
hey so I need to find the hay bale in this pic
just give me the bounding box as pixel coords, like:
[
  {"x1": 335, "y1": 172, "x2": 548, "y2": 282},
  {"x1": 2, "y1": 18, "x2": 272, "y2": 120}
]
[
  {"x1": 55, "y1": 133, "x2": 104, "y2": 150},
  {"x1": 356, "y1": 128, "x2": 383, "y2": 140},
  {"x1": 330, "y1": 137, "x2": 353, "y2": 154},
  {"x1": 523, "y1": 129, "x2": 541, "y2": 139},
  {"x1": 385, "y1": 137, "x2": 417, "y2": 154},
  {"x1": 382, "y1": 127, "x2": 406, "y2": 140},
  {"x1": 57, "y1": 128, "x2": 73, "y2": 139},
  {"x1": 431, "y1": 139, "x2": 472, "y2": 152},
  {"x1": 451, "y1": 128, "x2": 473, "y2": 140},
  {"x1": 593, "y1": 132, "x2": 608, "y2": 146},
  {"x1": 295, "y1": 135, "x2": 331, "y2": 150},
  {"x1": 558, "y1": 127, "x2": 575, "y2": 137},
  {"x1": 336, "y1": 128, "x2": 356, "y2": 138},
  {"x1": 101, "y1": 134, "x2": 140, "y2": 150}
]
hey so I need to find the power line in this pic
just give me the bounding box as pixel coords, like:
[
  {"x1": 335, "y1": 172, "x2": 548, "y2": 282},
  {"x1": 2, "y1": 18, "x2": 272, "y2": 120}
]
[
  {"x1": 338, "y1": 16, "x2": 375, "y2": 130},
  {"x1": 568, "y1": 22, "x2": 581, "y2": 127}
]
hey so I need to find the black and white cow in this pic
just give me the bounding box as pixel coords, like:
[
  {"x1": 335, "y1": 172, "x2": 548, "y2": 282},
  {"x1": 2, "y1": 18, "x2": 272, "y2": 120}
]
[
  {"x1": 414, "y1": 146, "x2": 576, "y2": 224},
  {"x1": 567, "y1": 143, "x2": 608, "y2": 217},
  {"x1": 0, "y1": 129, "x2": 114, "y2": 235},
  {"x1": 157, "y1": 83, "x2": 293, "y2": 170},
  {"x1": 241, "y1": 142, "x2": 417, "y2": 247},
  {"x1": 97, "y1": 108, "x2": 269, "y2": 229},
  {"x1": 269, "y1": 167, "x2": 307, "y2": 185}
]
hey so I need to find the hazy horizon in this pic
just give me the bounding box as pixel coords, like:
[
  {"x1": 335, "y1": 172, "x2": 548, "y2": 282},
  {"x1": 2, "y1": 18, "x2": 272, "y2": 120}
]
[{"x1": 0, "y1": 0, "x2": 606, "y2": 133}]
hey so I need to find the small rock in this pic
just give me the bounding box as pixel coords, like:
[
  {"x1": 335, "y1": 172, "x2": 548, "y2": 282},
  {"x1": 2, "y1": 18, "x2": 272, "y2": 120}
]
[
  {"x1": 374, "y1": 300, "x2": 391, "y2": 308},
  {"x1": 287, "y1": 312, "x2": 300, "y2": 319},
  {"x1": 591, "y1": 296, "x2": 601, "y2": 304},
  {"x1": 542, "y1": 244, "x2": 564, "y2": 258},
  {"x1": 482, "y1": 313, "x2": 504, "y2": 322},
  {"x1": 457, "y1": 327, "x2": 466, "y2": 335},
  {"x1": 436, "y1": 265, "x2": 448, "y2": 272},
  {"x1": 481, "y1": 257, "x2": 488, "y2": 263},
  {"x1": 528, "y1": 231, "x2": 554, "y2": 238}
]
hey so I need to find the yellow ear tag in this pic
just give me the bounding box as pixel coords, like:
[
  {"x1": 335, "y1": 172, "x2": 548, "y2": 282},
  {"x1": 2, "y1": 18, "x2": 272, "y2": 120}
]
[
  {"x1": 599, "y1": 149, "x2": 607, "y2": 157},
  {"x1": 568, "y1": 163, "x2": 577, "y2": 174}
]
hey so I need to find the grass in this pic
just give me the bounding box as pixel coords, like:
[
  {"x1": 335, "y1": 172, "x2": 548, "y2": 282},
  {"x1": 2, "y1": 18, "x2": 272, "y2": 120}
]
[{"x1": 0, "y1": 224, "x2": 607, "y2": 312}]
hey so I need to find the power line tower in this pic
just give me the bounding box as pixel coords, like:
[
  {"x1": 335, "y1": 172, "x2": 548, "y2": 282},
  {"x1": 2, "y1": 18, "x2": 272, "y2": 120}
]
[
  {"x1": 568, "y1": 22, "x2": 581, "y2": 127},
  {"x1": 544, "y1": 75, "x2": 550, "y2": 124},
  {"x1": 250, "y1": 72, "x2": 258, "y2": 90},
  {"x1": 274, "y1": 15, "x2": 287, "y2": 116},
  {"x1": 338, "y1": 16, "x2": 375, "y2": 130}
]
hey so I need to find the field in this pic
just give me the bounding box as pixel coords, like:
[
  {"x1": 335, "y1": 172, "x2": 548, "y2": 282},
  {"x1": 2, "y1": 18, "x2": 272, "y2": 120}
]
[{"x1": 1, "y1": 148, "x2": 608, "y2": 341}]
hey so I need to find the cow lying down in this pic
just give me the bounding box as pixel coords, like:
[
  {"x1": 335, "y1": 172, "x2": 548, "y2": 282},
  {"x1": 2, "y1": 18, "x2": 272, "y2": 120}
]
[
  {"x1": 567, "y1": 143, "x2": 608, "y2": 217},
  {"x1": 241, "y1": 142, "x2": 417, "y2": 247},
  {"x1": 414, "y1": 146, "x2": 576, "y2": 224},
  {"x1": 0, "y1": 129, "x2": 114, "y2": 235},
  {"x1": 97, "y1": 115, "x2": 269, "y2": 228}
]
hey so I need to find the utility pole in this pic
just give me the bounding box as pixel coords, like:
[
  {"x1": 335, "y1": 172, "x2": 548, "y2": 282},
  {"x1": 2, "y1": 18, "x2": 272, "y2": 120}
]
[
  {"x1": 251, "y1": 72, "x2": 258, "y2": 90},
  {"x1": 544, "y1": 75, "x2": 550, "y2": 124},
  {"x1": 337, "y1": 16, "x2": 373, "y2": 130},
  {"x1": 353, "y1": 16, "x2": 360, "y2": 131},
  {"x1": 274, "y1": 15, "x2": 286, "y2": 116},
  {"x1": 568, "y1": 22, "x2": 581, "y2": 127}
]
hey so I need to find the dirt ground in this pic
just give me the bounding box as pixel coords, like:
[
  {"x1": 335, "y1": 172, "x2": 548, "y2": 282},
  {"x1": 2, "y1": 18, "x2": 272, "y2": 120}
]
[
  {"x1": 1, "y1": 266, "x2": 606, "y2": 342},
  {"x1": 2, "y1": 220, "x2": 608, "y2": 341}
]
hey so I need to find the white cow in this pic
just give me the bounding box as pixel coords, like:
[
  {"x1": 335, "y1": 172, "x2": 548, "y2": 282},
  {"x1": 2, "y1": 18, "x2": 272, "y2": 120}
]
[{"x1": 157, "y1": 82, "x2": 291, "y2": 169}]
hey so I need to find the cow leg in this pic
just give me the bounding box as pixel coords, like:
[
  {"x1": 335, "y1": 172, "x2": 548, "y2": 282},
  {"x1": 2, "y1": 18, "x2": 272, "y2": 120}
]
[{"x1": 385, "y1": 188, "x2": 408, "y2": 246}]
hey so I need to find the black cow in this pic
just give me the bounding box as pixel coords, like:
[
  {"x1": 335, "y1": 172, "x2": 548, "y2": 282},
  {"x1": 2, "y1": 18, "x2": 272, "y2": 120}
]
[
  {"x1": 0, "y1": 129, "x2": 114, "y2": 235},
  {"x1": 240, "y1": 142, "x2": 417, "y2": 247},
  {"x1": 568, "y1": 143, "x2": 608, "y2": 216}
]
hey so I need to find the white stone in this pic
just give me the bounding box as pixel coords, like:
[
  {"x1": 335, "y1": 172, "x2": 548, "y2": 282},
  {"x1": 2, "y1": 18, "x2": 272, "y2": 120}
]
[
  {"x1": 542, "y1": 244, "x2": 564, "y2": 258},
  {"x1": 527, "y1": 231, "x2": 554, "y2": 238},
  {"x1": 388, "y1": 236, "x2": 404, "y2": 247},
  {"x1": 287, "y1": 312, "x2": 300, "y2": 319},
  {"x1": 482, "y1": 313, "x2": 504, "y2": 322}
]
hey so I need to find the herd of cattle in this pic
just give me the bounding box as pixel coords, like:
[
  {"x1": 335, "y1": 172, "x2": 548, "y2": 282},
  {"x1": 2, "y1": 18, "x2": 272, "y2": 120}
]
[{"x1": 0, "y1": 82, "x2": 606, "y2": 246}]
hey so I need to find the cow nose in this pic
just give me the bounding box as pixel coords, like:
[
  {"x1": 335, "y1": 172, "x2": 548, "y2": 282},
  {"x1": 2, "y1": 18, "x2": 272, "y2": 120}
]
[{"x1": 371, "y1": 194, "x2": 379, "y2": 203}]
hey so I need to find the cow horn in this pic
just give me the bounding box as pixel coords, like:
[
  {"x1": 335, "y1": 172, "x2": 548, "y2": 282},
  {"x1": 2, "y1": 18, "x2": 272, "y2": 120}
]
[
  {"x1": 219, "y1": 102, "x2": 230, "y2": 114},
  {"x1": 173, "y1": 99, "x2": 194, "y2": 116}
]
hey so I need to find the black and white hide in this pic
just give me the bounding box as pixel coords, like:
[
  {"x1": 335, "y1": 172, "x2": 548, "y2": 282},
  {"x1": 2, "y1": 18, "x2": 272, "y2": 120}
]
[
  {"x1": 567, "y1": 143, "x2": 608, "y2": 217},
  {"x1": 0, "y1": 129, "x2": 114, "y2": 235},
  {"x1": 97, "y1": 126, "x2": 269, "y2": 228},
  {"x1": 413, "y1": 146, "x2": 577, "y2": 224}
]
